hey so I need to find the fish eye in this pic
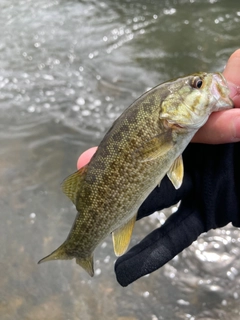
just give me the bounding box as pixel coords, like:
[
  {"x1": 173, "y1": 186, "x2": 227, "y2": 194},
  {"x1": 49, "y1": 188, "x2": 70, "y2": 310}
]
[{"x1": 192, "y1": 77, "x2": 203, "y2": 89}]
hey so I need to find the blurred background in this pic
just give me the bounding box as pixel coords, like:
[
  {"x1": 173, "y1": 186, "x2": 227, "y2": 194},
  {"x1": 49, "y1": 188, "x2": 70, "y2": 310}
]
[{"x1": 0, "y1": 0, "x2": 240, "y2": 319}]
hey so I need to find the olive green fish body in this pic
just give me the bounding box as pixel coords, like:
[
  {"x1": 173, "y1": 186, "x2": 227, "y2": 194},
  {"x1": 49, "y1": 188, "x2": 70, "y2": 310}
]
[{"x1": 39, "y1": 72, "x2": 233, "y2": 276}]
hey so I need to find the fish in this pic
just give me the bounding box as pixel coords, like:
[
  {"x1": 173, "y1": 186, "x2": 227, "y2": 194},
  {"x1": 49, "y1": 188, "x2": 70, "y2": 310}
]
[{"x1": 38, "y1": 72, "x2": 233, "y2": 276}]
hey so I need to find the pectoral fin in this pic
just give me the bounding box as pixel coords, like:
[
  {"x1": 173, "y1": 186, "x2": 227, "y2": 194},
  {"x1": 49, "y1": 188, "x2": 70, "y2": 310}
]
[
  {"x1": 112, "y1": 214, "x2": 137, "y2": 256},
  {"x1": 167, "y1": 155, "x2": 184, "y2": 189},
  {"x1": 61, "y1": 165, "x2": 88, "y2": 205},
  {"x1": 135, "y1": 132, "x2": 173, "y2": 162}
]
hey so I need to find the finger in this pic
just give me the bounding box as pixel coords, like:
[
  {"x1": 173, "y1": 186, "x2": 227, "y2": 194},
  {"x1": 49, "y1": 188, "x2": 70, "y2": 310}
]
[
  {"x1": 77, "y1": 146, "x2": 97, "y2": 169},
  {"x1": 193, "y1": 48, "x2": 240, "y2": 144},
  {"x1": 115, "y1": 206, "x2": 204, "y2": 287},
  {"x1": 192, "y1": 108, "x2": 240, "y2": 144},
  {"x1": 223, "y1": 49, "x2": 240, "y2": 107}
]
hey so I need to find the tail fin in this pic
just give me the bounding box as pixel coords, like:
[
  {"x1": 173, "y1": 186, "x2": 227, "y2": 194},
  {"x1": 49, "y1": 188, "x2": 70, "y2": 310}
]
[
  {"x1": 38, "y1": 243, "x2": 72, "y2": 264},
  {"x1": 38, "y1": 245, "x2": 94, "y2": 277},
  {"x1": 76, "y1": 256, "x2": 94, "y2": 277}
]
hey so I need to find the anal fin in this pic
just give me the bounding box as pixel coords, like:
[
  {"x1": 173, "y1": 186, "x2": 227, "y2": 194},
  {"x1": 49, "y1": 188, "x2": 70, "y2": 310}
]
[{"x1": 112, "y1": 214, "x2": 137, "y2": 256}]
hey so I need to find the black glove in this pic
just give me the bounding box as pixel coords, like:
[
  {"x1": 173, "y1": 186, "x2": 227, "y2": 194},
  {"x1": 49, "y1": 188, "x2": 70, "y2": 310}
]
[{"x1": 115, "y1": 142, "x2": 240, "y2": 286}]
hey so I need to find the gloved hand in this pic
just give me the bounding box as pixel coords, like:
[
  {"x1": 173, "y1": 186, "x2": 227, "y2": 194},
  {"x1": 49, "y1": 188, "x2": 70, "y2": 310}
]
[{"x1": 115, "y1": 142, "x2": 240, "y2": 286}]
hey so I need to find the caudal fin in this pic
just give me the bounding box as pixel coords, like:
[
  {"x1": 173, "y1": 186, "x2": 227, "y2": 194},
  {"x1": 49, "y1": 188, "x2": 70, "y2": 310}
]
[
  {"x1": 76, "y1": 256, "x2": 94, "y2": 277},
  {"x1": 38, "y1": 244, "x2": 72, "y2": 264},
  {"x1": 38, "y1": 244, "x2": 95, "y2": 277}
]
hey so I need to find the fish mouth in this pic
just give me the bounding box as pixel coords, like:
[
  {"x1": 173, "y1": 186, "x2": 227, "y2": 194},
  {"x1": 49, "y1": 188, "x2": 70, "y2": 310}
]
[{"x1": 212, "y1": 73, "x2": 234, "y2": 110}]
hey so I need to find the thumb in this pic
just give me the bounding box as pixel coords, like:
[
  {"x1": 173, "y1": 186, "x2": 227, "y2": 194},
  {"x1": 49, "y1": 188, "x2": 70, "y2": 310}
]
[{"x1": 77, "y1": 146, "x2": 97, "y2": 169}]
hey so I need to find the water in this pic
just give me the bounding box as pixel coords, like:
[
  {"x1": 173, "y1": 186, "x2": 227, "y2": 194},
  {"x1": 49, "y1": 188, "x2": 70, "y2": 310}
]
[{"x1": 1, "y1": 0, "x2": 240, "y2": 319}]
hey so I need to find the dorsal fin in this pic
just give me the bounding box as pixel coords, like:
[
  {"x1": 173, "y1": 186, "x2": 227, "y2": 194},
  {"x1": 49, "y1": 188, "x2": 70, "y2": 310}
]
[{"x1": 61, "y1": 165, "x2": 88, "y2": 206}]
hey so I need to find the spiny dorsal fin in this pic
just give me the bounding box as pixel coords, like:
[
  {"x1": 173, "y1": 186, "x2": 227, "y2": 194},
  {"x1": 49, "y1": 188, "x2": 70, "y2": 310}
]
[
  {"x1": 61, "y1": 166, "x2": 87, "y2": 206},
  {"x1": 167, "y1": 154, "x2": 184, "y2": 189},
  {"x1": 112, "y1": 214, "x2": 137, "y2": 256}
]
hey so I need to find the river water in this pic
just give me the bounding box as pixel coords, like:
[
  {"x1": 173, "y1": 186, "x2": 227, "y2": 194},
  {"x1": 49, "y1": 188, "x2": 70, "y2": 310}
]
[{"x1": 1, "y1": 0, "x2": 240, "y2": 319}]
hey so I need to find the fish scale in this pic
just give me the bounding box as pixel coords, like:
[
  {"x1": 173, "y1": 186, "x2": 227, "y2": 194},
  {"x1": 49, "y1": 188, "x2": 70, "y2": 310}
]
[{"x1": 39, "y1": 72, "x2": 233, "y2": 277}]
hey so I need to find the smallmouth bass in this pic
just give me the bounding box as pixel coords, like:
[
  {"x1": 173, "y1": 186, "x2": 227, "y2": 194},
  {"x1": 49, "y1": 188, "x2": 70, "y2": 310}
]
[{"x1": 39, "y1": 72, "x2": 233, "y2": 276}]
